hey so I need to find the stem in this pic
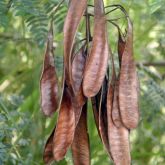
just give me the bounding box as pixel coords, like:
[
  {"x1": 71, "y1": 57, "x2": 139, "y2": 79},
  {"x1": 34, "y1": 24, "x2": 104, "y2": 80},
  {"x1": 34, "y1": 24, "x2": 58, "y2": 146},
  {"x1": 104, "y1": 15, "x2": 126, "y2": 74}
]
[
  {"x1": 136, "y1": 61, "x2": 165, "y2": 67},
  {"x1": 107, "y1": 20, "x2": 124, "y2": 36},
  {"x1": 105, "y1": 7, "x2": 119, "y2": 15},
  {"x1": 49, "y1": 0, "x2": 65, "y2": 19},
  {"x1": 105, "y1": 4, "x2": 129, "y2": 17},
  {"x1": 108, "y1": 16, "x2": 127, "y2": 22}
]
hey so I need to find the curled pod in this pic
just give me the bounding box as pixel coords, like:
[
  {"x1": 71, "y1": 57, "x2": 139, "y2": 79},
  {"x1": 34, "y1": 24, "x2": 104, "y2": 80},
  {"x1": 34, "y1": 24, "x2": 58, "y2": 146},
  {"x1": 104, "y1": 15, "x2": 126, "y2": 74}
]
[
  {"x1": 64, "y1": 0, "x2": 87, "y2": 87},
  {"x1": 43, "y1": 128, "x2": 55, "y2": 165},
  {"x1": 71, "y1": 103, "x2": 90, "y2": 165},
  {"x1": 53, "y1": 86, "x2": 75, "y2": 161},
  {"x1": 107, "y1": 84, "x2": 131, "y2": 165},
  {"x1": 119, "y1": 18, "x2": 140, "y2": 129},
  {"x1": 92, "y1": 76, "x2": 111, "y2": 157},
  {"x1": 83, "y1": 0, "x2": 109, "y2": 97},
  {"x1": 40, "y1": 24, "x2": 59, "y2": 117},
  {"x1": 99, "y1": 76, "x2": 112, "y2": 157}
]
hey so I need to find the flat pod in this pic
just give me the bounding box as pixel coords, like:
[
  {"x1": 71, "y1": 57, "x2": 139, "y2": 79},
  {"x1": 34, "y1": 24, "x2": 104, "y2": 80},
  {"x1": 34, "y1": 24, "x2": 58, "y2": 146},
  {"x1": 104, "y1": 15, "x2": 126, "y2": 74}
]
[
  {"x1": 72, "y1": 45, "x2": 87, "y2": 125},
  {"x1": 72, "y1": 45, "x2": 86, "y2": 94},
  {"x1": 64, "y1": 0, "x2": 87, "y2": 86},
  {"x1": 118, "y1": 30, "x2": 126, "y2": 67},
  {"x1": 43, "y1": 128, "x2": 55, "y2": 164},
  {"x1": 83, "y1": 0, "x2": 109, "y2": 97},
  {"x1": 71, "y1": 103, "x2": 90, "y2": 165},
  {"x1": 53, "y1": 86, "x2": 75, "y2": 161},
  {"x1": 107, "y1": 84, "x2": 131, "y2": 165},
  {"x1": 119, "y1": 18, "x2": 139, "y2": 129},
  {"x1": 111, "y1": 80, "x2": 122, "y2": 128},
  {"x1": 40, "y1": 24, "x2": 59, "y2": 117}
]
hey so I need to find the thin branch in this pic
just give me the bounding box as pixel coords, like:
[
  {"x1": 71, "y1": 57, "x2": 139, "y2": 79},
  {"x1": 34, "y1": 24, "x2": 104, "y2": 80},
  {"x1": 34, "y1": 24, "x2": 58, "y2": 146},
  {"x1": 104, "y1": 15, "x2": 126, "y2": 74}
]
[
  {"x1": 0, "y1": 34, "x2": 34, "y2": 44},
  {"x1": 107, "y1": 16, "x2": 127, "y2": 22},
  {"x1": 136, "y1": 62, "x2": 165, "y2": 67},
  {"x1": 105, "y1": 7, "x2": 119, "y2": 15},
  {"x1": 49, "y1": 0, "x2": 65, "y2": 19}
]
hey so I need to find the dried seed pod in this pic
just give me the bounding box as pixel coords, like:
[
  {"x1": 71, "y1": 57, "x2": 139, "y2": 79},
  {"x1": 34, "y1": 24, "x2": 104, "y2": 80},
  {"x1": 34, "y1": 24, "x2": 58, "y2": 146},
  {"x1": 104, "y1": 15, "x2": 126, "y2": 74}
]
[
  {"x1": 99, "y1": 76, "x2": 112, "y2": 157},
  {"x1": 107, "y1": 84, "x2": 131, "y2": 165},
  {"x1": 64, "y1": 0, "x2": 87, "y2": 86},
  {"x1": 91, "y1": 93, "x2": 101, "y2": 137},
  {"x1": 72, "y1": 44, "x2": 87, "y2": 125},
  {"x1": 72, "y1": 45, "x2": 86, "y2": 94},
  {"x1": 53, "y1": 87, "x2": 75, "y2": 161},
  {"x1": 43, "y1": 128, "x2": 55, "y2": 165},
  {"x1": 118, "y1": 30, "x2": 126, "y2": 67},
  {"x1": 71, "y1": 103, "x2": 90, "y2": 165},
  {"x1": 83, "y1": 0, "x2": 109, "y2": 97},
  {"x1": 40, "y1": 23, "x2": 59, "y2": 117},
  {"x1": 119, "y1": 18, "x2": 139, "y2": 129},
  {"x1": 92, "y1": 76, "x2": 111, "y2": 157},
  {"x1": 111, "y1": 80, "x2": 122, "y2": 128}
]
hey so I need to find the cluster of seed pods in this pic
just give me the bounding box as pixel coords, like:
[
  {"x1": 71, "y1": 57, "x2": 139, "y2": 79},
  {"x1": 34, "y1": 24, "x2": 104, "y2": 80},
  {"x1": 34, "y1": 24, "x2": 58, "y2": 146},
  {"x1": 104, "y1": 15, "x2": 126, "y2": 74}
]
[{"x1": 40, "y1": 0, "x2": 139, "y2": 165}]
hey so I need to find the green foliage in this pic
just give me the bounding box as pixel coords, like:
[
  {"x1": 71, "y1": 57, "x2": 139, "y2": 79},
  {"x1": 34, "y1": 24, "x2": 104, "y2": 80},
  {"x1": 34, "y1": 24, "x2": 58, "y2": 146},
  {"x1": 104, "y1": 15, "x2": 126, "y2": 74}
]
[{"x1": 0, "y1": 0, "x2": 165, "y2": 165}]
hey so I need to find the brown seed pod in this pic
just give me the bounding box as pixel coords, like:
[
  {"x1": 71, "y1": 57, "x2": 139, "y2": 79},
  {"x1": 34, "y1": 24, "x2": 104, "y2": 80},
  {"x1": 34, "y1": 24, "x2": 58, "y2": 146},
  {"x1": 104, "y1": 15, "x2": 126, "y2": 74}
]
[
  {"x1": 71, "y1": 103, "x2": 90, "y2": 165},
  {"x1": 83, "y1": 0, "x2": 109, "y2": 97},
  {"x1": 111, "y1": 79, "x2": 122, "y2": 128},
  {"x1": 91, "y1": 93, "x2": 101, "y2": 137},
  {"x1": 64, "y1": 0, "x2": 87, "y2": 86},
  {"x1": 91, "y1": 76, "x2": 111, "y2": 157},
  {"x1": 72, "y1": 44, "x2": 87, "y2": 125},
  {"x1": 40, "y1": 23, "x2": 59, "y2": 117},
  {"x1": 43, "y1": 128, "x2": 55, "y2": 165},
  {"x1": 53, "y1": 86, "x2": 75, "y2": 161},
  {"x1": 99, "y1": 76, "x2": 112, "y2": 157},
  {"x1": 118, "y1": 30, "x2": 126, "y2": 67},
  {"x1": 119, "y1": 18, "x2": 140, "y2": 129},
  {"x1": 72, "y1": 45, "x2": 86, "y2": 94},
  {"x1": 107, "y1": 83, "x2": 131, "y2": 165}
]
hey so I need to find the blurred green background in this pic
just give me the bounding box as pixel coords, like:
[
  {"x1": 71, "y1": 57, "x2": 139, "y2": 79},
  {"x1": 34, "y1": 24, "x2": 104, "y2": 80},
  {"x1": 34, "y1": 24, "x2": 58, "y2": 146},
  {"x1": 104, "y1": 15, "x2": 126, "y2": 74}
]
[{"x1": 0, "y1": 0, "x2": 165, "y2": 164}]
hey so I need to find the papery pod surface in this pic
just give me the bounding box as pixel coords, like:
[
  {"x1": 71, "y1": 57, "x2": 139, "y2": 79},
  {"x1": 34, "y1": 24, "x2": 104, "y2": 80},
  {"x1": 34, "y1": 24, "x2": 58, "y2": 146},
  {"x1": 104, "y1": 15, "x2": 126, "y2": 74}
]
[
  {"x1": 53, "y1": 87, "x2": 75, "y2": 161},
  {"x1": 107, "y1": 83, "x2": 131, "y2": 165},
  {"x1": 64, "y1": 0, "x2": 87, "y2": 87},
  {"x1": 119, "y1": 18, "x2": 139, "y2": 129},
  {"x1": 83, "y1": 0, "x2": 109, "y2": 97},
  {"x1": 40, "y1": 24, "x2": 59, "y2": 117},
  {"x1": 72, "y1": 44, "x2": 87, "y2": 125},
  {"x1": 43, "y1": 128, "x2": 55, "y2": 164},
  {"x1": 71, "y1": 103, "x2": 90, "y2": 165}
]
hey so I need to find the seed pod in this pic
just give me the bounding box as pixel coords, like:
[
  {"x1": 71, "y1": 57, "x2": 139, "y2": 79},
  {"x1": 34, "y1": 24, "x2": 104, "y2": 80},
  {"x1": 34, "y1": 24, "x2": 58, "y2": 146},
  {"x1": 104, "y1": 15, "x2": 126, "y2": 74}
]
[
  {"x1": 91, "y1": 93, "x2": 101, "y2": 137},
  {"x1": 72, "y1": 45, "x2": 86, "y2": 94},
  {"x1": 71, "y1": 103, "x2": 90, "y2": 165},
  {"x1": 72, "y1": 44, "x2": 87, "y2": 125},
  {"x1": 43, "y1": 128, "x2": 55, "y2": 164},
  {"x1": 111, "y1": 80, "x2": 122, "y2": 128},
  {"x1": 118, "y1": 30, "x2": 126, "y2": 67},
  {"x1": 107, "y1": 84, "x2": 131, "y2": 165},
  {"x1": 64, "y1": 0, "x2": 87, "y2": 86},
  {"x1": 53, "y1": 87, "x2": 75, "y2": 161},
  {"x1": 119, "y1": 18, "x2": 139, "y2": 129},
  {"x1": 99, "y1": 76, "x2": 112, "y2": 157},
  {"x1": 92, "y1": 76, "x2": 111, "y2": 157},
  {"x1": 83, "y1": 0, "x2": 109, "y2": 97},
  {"x1": 40, "y1": 23, "x2": 59, "y2": 117}
]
